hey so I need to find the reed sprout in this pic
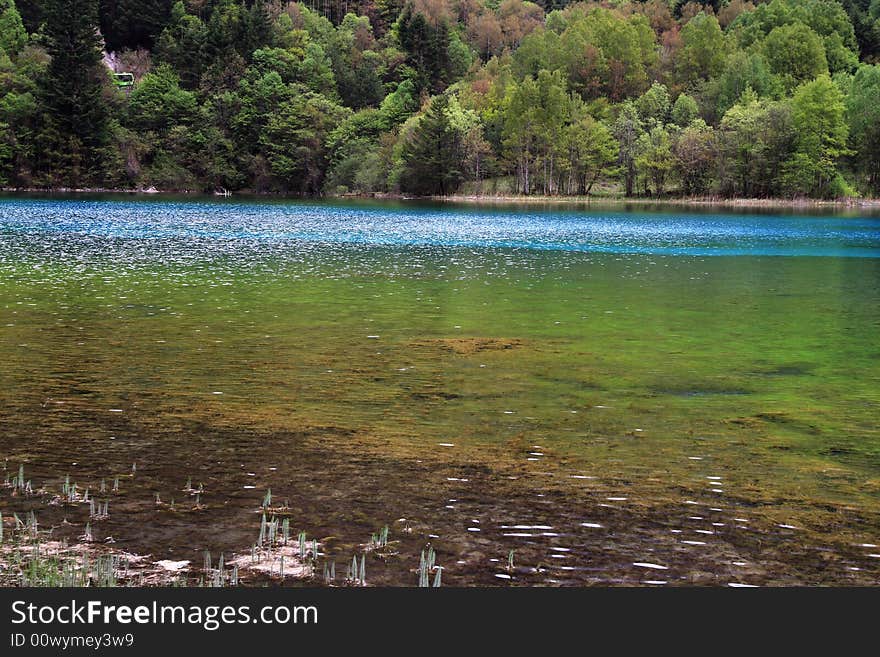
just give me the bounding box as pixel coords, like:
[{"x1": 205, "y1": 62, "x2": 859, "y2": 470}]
[
  {"x1": 370, "y1": 525, "x2": 390, "y2": 549},
  {"x1": 267, "y1": 516, "x2": 277, "y2": 545},
  {"x1": 418, "y1": 546, "x2": 440, "y2": 587}
]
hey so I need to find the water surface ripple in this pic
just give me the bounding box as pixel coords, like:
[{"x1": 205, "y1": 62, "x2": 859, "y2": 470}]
[{"x1": 2, "y1": 198, "x2": 879, "y2": 259}]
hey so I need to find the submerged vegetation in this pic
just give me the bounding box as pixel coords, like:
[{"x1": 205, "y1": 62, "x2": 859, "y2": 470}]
[{"x1": 0, "y1": 0, "x2": 879, "y2": 198}]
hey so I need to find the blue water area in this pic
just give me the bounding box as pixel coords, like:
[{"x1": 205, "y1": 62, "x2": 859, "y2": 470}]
[{"x1": 1, "y1": 196, "x2": 879, "y2": 258}]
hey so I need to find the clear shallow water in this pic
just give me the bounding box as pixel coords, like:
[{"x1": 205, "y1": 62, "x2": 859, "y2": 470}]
[{"x1": 1, "y1": 196, "x2": 880, "y2": 586}]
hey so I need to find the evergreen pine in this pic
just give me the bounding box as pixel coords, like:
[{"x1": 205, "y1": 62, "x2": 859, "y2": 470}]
[
  {"x1": 0, "y1": 0, "x2": 27, "y2": 56},
  {"x1": 397, "y1": 4, "x2": 451, "y2": 94},
  {"x1": 100, "y1": 0, "x2": 176, "y2": 52},
  {"x1": 37, "y1": 0, "x2": 112, "y2": 187},
  {"x1": 399, "y1": 94, "x2": 462, "y2": 196}
]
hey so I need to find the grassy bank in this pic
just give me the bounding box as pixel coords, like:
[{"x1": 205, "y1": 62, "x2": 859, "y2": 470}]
[{"x1": 432, "y1": 194, "x2": 880, "y2": 210}]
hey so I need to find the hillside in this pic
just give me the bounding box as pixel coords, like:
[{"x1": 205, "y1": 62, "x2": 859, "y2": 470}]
[{"x1": 0, "y1": 0, "x2": 879, "y2": 198}]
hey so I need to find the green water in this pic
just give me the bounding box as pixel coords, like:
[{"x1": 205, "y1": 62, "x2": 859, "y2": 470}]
[{"x1": 1, "y1": 197, "x2": 879, "y2": 585}]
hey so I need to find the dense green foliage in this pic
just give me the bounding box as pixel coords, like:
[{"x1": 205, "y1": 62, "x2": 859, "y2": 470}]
[{"x1": 0, "y1": 0, "x2": 879, "y2": 197}]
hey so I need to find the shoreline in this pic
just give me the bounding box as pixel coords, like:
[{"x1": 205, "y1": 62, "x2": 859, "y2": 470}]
[
  {"x1": 3, "y1": 187, "x2": 880, "y2": 210},
  {"x1": 432, "y1": 194, "x2": 880, "y2": 209}
]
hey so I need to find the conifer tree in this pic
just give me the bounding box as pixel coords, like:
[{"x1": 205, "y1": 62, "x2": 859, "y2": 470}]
[
  {"x1": 397, "y1": 4, "x2": 451, "y2": 94},
  {"x1": 11, "y1": 0, "x2": 37, "y2": 32},
  {"x1": 37, "y1": 0, "x2": 112, "y2": 187},
  {"x1": 99, "y1": 0, "x2": 175, "y2": 52},
  {"x1": 0, "y1": 0, "x2": 27, "y2": 56},
  {"x1": 398, "y1": 94, "x2": 463, "y2": 195}
]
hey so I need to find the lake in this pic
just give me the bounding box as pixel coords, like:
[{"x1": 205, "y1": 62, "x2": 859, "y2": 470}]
[{"x1": 1, "y1": 195, "x2": 879, "y2": 586}]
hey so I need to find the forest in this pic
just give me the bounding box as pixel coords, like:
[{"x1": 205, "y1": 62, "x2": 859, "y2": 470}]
[{"x1": 0, "y1": 0, "x2": 879, "y2": 198}]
